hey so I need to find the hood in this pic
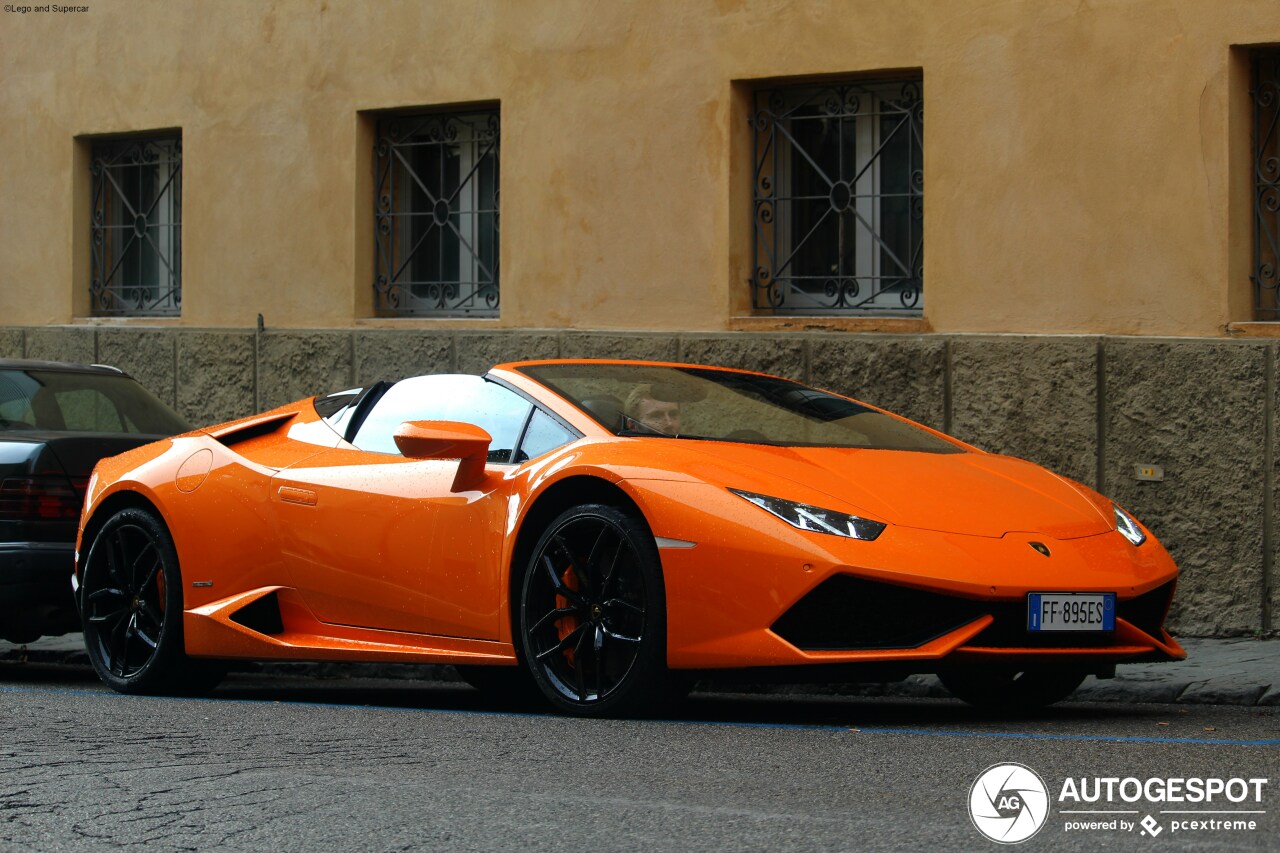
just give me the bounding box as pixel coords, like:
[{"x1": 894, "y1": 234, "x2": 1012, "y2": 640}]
[{"x1": 668, "y1": 442, "x2": 1112, "y2": 539}]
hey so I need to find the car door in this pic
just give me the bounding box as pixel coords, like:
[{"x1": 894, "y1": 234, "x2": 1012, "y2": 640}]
[{"x1": 270, "y1": 375, "x2": 533, "y2": 640}]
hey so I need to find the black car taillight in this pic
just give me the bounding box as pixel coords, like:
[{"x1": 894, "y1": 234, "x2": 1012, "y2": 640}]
[{"x1": 0, "y1": 475, "x2": 88, "y2": 521}]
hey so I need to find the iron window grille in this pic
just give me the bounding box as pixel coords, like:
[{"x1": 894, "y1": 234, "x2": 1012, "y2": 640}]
[
  {"x1": 1253, "y1": 52, "x2": 1280, "y2": 320},
  {"x1": 90, "y1": 136, "x2": 182, "y2": 316},
  {"x1": 374, "y1": 109, "x2": 500, "y2": 316},
  {"x1": 752, "y1": 78, "x2": 923, "y2": 315}
]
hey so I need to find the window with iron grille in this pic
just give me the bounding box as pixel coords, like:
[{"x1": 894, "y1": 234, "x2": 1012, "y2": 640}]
[
  {"x1": 751, "y1": 77, "x2": 922, "y2": 315},
  {"x1": 1252, "y1": 51, "x2": 1280, "y2": 320},
  {"x1": 90, "y1": 135, "x2": 182, "y2": 316},
  {"x1": 373, "y1": 109, "x2": 500, "y2": 316}
]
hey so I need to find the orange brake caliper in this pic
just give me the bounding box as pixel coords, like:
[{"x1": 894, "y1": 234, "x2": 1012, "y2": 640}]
[{"x1": 555, "y1": 567, "x2": 579, "y2": 667}]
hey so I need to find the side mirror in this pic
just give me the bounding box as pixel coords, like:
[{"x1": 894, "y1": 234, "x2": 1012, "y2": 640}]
[{"x1": 393, "y1": 421, "x2": 492, "y2": 490}]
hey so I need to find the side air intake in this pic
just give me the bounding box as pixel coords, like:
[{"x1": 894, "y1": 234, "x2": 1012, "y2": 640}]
[{"x1": 229, "y1": 591, "x2": 285, "y2": 635}]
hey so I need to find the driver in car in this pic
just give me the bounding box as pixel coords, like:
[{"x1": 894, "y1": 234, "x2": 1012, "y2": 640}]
[{"x1": 623, "y1": 384, "x2": 683, "y2": 436}]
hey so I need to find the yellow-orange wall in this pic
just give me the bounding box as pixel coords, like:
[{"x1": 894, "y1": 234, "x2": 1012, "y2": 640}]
[{"x1": 1, "y1": 0, "x2": 1277, "y2": 335}]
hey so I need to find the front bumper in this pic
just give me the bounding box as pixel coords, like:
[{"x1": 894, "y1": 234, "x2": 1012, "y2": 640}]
[{"x1": 626, "y1": 479, "x2": 1184, "y2": 671}]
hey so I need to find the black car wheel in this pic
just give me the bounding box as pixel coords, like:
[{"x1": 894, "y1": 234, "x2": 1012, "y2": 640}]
[
  {"x1": 518, "y1": 503, "x2": 668, "y2": 717},
  {"x1": 939, "y1": 667, "x2": 1087, "y2": 710},
  {"x1": 80, "y1": 507, "x2": 223, "y2": 695}
]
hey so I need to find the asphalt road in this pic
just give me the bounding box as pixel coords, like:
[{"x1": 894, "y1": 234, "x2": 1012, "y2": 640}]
[{"x1": 2, "y1": 663, "x2": 1277, "y2": 852}]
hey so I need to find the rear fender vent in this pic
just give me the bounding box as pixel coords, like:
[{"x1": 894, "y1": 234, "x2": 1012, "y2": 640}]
[
  {"x1": 209, "y1": 412, "x2": 295, "y2": 448},
  {"x1": 229, "y1": 591, "x2": 285, "y2": 635}
]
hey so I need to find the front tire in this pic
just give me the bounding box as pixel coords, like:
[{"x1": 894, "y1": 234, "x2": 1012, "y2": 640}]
[
  {"x1": 518, "y1": 503, "x2": 669, "y2": 717},
  {"x1": 80, "y1": 507, "x2": 224, "y2": 695},
  {"x1": 939, "y1": 667, "x2": 1087, "y2": 710}
]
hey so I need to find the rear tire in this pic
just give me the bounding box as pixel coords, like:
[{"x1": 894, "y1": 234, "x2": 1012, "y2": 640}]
[
  {"x1": 939, "y1": 667, "x2": 1087, "y2": 710},
  {"x1": 80, "y1": 507, "x2": 224, "y2": 695},
  {"x1": 518, "y1": 503, "x2": 669, "y2": 717}
]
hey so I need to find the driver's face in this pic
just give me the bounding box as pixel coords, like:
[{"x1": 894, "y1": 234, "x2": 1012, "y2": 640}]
[{"x1": 634, "y1": 398, "x2": 682, "y2": 434}]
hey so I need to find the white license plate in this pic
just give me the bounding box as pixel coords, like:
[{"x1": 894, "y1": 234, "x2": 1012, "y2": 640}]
[{"x1": 1027, "y1": 593, "x2": 1115, "y2": 631}]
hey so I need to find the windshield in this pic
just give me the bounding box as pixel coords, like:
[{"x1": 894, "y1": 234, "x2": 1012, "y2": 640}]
[
  {"x1": 518, "y1": 363, "x2": 961, "y2": 453},
  {"x1": 0, "y1": 369, "x2": 191, "y2": 435}
]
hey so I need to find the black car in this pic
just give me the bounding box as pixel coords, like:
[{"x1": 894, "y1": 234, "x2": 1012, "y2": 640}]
[{"x1": 0, "y1": 360, "x2": 191, "y2": 643}]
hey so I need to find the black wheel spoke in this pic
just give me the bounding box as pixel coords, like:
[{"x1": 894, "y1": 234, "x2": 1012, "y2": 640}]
[
  {"x1": 540, "y1": 555, "x2": 586, "y2": 606},
  {"x1": 88, "y1": 586, "x2": 126, "y2": 604},
  {"x1": 107, "y1": 614, "x2": 132, "y2": 676},
  {"x1": 535, "y1": 621, "x2": 588, "y2": 662},
  {"x1": 573, "y1": 627, "x2": 589, "y2": 701},
  {"x1": 123, "y1": 535, "x2": 140, "y2": 591},
  {"x1": 133, "y1": 623, "x2": 158, "y2": 650},
  {"x1": 529, "y1": 605, "x2": 578, "y2": 635},
  {"x1": 88, "y1": 606, "x2": 128, "y2": 627},
  {"x1": 121, "y1": 615, "x2": 145, "y2": 671},
  {"x1": 136, "y1": 551, "x2": 162, "y2": 594},
  {"x1": 602, "y1": 626, "x2": 641, "y2": 644},
  {"x1": 599, "y1": 538, "x2": 625, "y2": 598},
  {"x1": 593, "y1": 623, "x2": 605, "y2": 699},
  {"x1": 130, "y1": 540, "x2": 156, "y2": 587},
  {"x1": 603, "y1": 598, "x2": 643, "y2": 616},
  {"x1": 583, "y1": 526, "x2": 612, "y2": 598},
  {"x1": 552, "y1": 534, "x2": 593, "y2": 598},
  {"x1": 104, "y1": 534, "x2": 125, "y2": 587},
  {"x1": 137, "y1": 600, "x2": 164, "y2": 631}
]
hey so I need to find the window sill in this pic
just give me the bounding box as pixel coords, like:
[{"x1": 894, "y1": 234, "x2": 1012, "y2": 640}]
[
  {"x1": 728, "y1": 316, "x2": 933, "y2": 333},
  {"x1": 1225, "y1": 322, "x2": 1280, "y2": 338},
  {"x1": 71, "y1": 316, "x2": 184, "y2": 327},
  {"x1": 355, "y1": 317, "x2": 505, "y2": 330}
]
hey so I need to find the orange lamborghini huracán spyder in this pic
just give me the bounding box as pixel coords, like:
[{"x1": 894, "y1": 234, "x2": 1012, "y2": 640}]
[{"x1": 73, "y1": 360, "x2": 1183, "y2": 716}]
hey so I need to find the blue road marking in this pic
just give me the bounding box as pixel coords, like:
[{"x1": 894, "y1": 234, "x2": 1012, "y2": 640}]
[{"x1": 845, "y1": 726, "x2": 1280, "y2": 747}]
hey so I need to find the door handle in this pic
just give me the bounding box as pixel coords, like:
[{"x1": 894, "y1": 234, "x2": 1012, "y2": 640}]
[{"x1": 277, "y1": 486, "x2": 317, "y2": 506}]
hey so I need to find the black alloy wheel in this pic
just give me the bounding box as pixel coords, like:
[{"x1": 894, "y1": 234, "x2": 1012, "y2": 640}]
[
  {"x1": 939, "y1": 667, "x2": 1088, "y2": 710},
  {"x1": 519, "y1": 503, "x2": 668, "y2": 717},
  {"x1": 80, "y1": 507, "x2": 223, "y2": 695}
]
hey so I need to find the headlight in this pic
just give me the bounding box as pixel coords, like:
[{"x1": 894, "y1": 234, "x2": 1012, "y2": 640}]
[
  {"x1": 730, "y1": 489, "x2": 886, "y2": 541},
  {"x1": 1114, "y1": 505, "x2": 1146, "y2": 546}
]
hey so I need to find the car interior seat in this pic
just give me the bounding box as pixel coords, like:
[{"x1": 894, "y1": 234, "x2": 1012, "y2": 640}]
[{"x1": 579, "y1": 395, "x2": 624, "y2": 432}]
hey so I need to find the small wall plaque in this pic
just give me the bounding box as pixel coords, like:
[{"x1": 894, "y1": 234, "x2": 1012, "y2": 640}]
[{"x1": 1134, "y1": 464, "x2": 1164, "y2": 482}]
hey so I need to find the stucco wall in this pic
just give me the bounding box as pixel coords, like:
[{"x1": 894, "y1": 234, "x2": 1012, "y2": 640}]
[
  {"x1": 1, "y1": 324, "x2": 1273, "y2": 637},
  {"x1": 0, "y1": 0, "x2": 1277, "y2": 333}
]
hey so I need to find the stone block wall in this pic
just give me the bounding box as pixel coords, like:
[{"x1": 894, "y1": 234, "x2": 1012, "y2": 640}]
[
  {"x1": 4, "y1": 325, "x2": 1273, "y2": 637},
  {"x1": 1102, "y1": 342, "x2": 1269, "y2": 637}
]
